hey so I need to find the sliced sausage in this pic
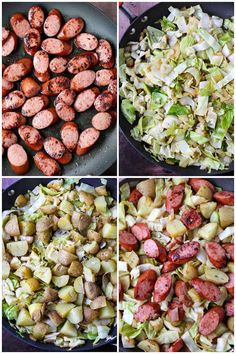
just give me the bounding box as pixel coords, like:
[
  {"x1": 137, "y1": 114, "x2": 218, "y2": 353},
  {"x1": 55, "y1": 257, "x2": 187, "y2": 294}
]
[
  {"x1": 225, "y1": 272, "x2": 234, "y2": 297},
  {"x1": 134, "y1": 269, "x2": 157, "y2": 300},
  {"x1": 33, "y1": 50, "x2": 49, "y2": 74},
  {"x1": 168, "y1": 241, "x2": 200, "y2": 265},
  {"x1": 210, "y1": 306, "x2": 225, "y2": 322},
  {"x1": 41, "y1": 76, "x2": 70, "y2": 96},
  {"x1": 44, "y1": 9, "x2": 62, "y2": 37},
  {"x1": 225, "y1": 298, "x2": 234, "y2": 317},
  {"x1": 74, "y1": 87, "x2": 99, "y2": 112},
  {"x1": 134, "y1": 302, "x2": 160, "y2": 323},
  {"x1": 55, "y1": 103, "x2": 76, "y2": 121},
  {"x1": 75, "y1": 144, "x2": 90, "y2": 156},
  {"x1": 189, "y1": 178, "x2": 215, "y2": 193},
  {"x1": 32, "y1": 108, "x2": 58, "y2": 129},
  {"x1": 18, "y1": 125, "x2": 44, "y2": 151},
  {"x1": 28, "y1": 6, "x2": 44, "y2": 32},
  {"x1": 3, "y1": 91, "x2": 26, "y2": 112},
  {"x1": 57, "y1": 17, "x2": 84, "y2": 40},
  {"x1": 168, "y1": 339, "x2": 184, "y2": 352},
  {"x1": 191, "y1": 278, "x2": 221, "y2": 302},
  {"x1": 144, "y1": 239, "x2": 167, "y2": 263},
  {"x1": 181, "y1": 208, "x2": 202, "y2": 230},
  {"x1": 223, "y1": 243, "x2": 234, "y2": 261},
  {"x1": 34, "y1": 151, "x2": 61, "y2": 176},
  {"x1": 43, "y1": 136, "x2": 66, "y2": 159},
  {"x1": 2, "y1": 27, "x2": 10, "y2": 43},
  {"x1": 199, "y1": 309, "x2": 220, "y2": 336},
  {"x1": 2, "y1": 112, "x2": 26, "y2": 130},
  {"x1": 10, "y1": 13, "x2": 30, "y2": 38},
  {"x1": 34, "y1": 70, "x2": 50, "y2": 83},
  {"x1": 41, "y1": 38, "x2": 72, "y2": 56},
  {"x1": 70, "y1": 70, "x2": 96, "y2": 92},
  {"x1": 213, "y1": 191, "x2": 234, "y2": 206},
  {"x1": 7, "y1": 144, "x2": 29, "y2": 174},
  {"x1": 95, "y1": 69, "x2": 117, "y2": 87},
  {"x1": 119, "y1": 231, "x2": 138, "y2": 252},
  {"x1": 2, "y1": 78, "x2": 14, "y2": 97},
  {"x1": 94, "y1": 90, "x2": 113, "y2": 112},
  {"x1": 100, "y1": 55, "x2": 115, "y2": 69},
  {"x1": 2, "y1": 130, "x2": 18, "y2": 149},
  {"x1": 49, "y1": 57, "x2": 68, "y2": 74},
  {"x1": 168, "y1": 300, "x2": 185, "y2": 323},
  {"x1": 21, "y1": 95, "x2": 49, "y2": 117},
  {"x1": 166, "y1": 184, "x2": 185, "y2": 212},
  {"x1": 205, "y1": 242, "x2": 227, "y2": 268},
  {"x1": 131, "y1": 223, "x2": 150, "y2": 241},
  {"x1": 162, "y1": 261, "x2": 178, "y2": 274},
  {"x1": 91, "y1": 112, "x2": 112, "y2": 131},
  {"x1": 175, "y1": 280, "x2": 192, "y2": 307},
  {"x1": 20, "y1": 77, "x2": 41, "y2": 98},
  {"x1": 3, "y1": 60, "x2": 30, "y2": 82},
  {"x1": 2, "y1": 32, "x2": 17, "y2": 56},
  {"x1": 153, "y1": 273, "x2": 172, "y2": 302},
  {"x1": 67, "y1": 52, "x2": 98, "y2": 74},
  {"x1": 78, "y1": 127, "x2": 100, "y2": 149},
  {"x1": 55, "y1": 89, "x2": 76, "y2": 106},
  {"x1": 128, "y1": 189, "x2": 142, "y2": 205},
  {"x1": 56, "y1": 149, "x2": 72, "y2": 165},
  {"x1": 96, "y1": 39, "x2": 113, "y2": 65},
  {"x1": 166, "y1": 237, "x2": 183, "y2": 251},
  {"x1": 24, "y1": 28, "x2": 41, "y2": 56},
  {"x1": 75, "y1": 33, "x2": 98, "y2": 51},
  {"x1": 60, "y1": 122, "x2": 79, "y2": 151},
  {"x1": 108, "y1": 79, "x2": 117, "y2": 96}
]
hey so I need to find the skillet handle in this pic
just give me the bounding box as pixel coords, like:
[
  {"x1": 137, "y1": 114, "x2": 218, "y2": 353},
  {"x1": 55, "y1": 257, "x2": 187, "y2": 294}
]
[{"x1": 119, "y1": 2, "x2": 137, "y2": 23}]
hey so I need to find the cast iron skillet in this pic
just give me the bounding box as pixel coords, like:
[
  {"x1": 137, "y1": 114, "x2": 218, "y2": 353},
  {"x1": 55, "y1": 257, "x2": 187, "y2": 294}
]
[
  {"x1": 119, "y1": 2, "x2": 234, "y2": 176},
  {"x1": 2, "y1": 178, "x2": 117, "y2": 351},
  {"x1": 119, "y1": 177, "x2": 234, "y2": 352},
  {"x1": 2, "y1": 2, "x2": 117, "y2": 177}
]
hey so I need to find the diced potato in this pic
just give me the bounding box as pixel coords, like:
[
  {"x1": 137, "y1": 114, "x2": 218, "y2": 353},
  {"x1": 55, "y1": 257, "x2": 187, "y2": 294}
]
[
  {"x1": 87, "y1": 229, "x2": 102, "y2": 243},
  {"x1": 58, "y1": 215, "x2": 73, "y2": 230},
  {"x1": 227, "y1": 317, "x2": 234, "y2": 333},
  {"x1": 34, "y1": 267, "x2": 52, "y2": 284},
  {"x1": 125, "y1": 251, "x2": 139, "y2": 269},
  {"x1": 136, "y1": 179, "x2": 155, "y2": 198},
  {"x1": 4, "y1": 214, "x2": 20, "y2": 236},
  {"x1": 32, "y1": 322, "x2": 49, "y2": 340},
  {"x1": 19, "y1": 221, "x2": 36, "y2": 236},
  {"x1": 52, "y1": 264, "x2": 68, "y2": 276},
  {"x1": 58, "y1": 249, "x2": 77, "y2": 266},
  {"x1": 28, "y1": 303, "x2": 44, "y2": 322},
  {"x1": 2, "y1": 260, "x2": 10, "y2": 279},
  {"x1": 10, "y1": 257, "x2": 21, "y2": 271},
  {"x1": 210, "y1": 211, "x2": 219, "y2": 223},
  {"x1": 228, "y1": 262, "x2": 234, "y2": 273},
  {"x1": 138, "y1": 339, "x2": 160, "y2": 352},
  {"x1": 16, "y1": 308, "x2": 35, "y2": 326},
  {"x1": 191, "y1": 195, "x2": 207, "y2": 206},
  {"x1": 74, "y1": 276, "x2": 84, "y2": 293},
  {"x1": 83, "y1": 241, "x2": 99, "y2": 255},
  {"x1": 45, "y1": 247, "x2": 59, "y2": 263},
  {"x1": 83, "y1": 266, "x2": 95, "y2": 282},
  {"x1": 21, "y1": 277, "x2": 40, "y2": 293},
  {"x1": 79, "y1": 190, "x2": 94, "y2": 207},
  {"x1": 67, "y1": 306, "x2": 83, "y2": 324},
  {"x1": 120, "y1": 274, "x2": 130, "y2": 292},
  {"x1": 200, "y1": 202, "x2": 217, "y2": 219},
  {"x1": 63, "y1": 243, "x2": 75, "y2": 254},
  {"x1": 182, "y1": 262, "x2": 198, "y2": 281},
  {"x1": 15, "y1": 265, "x2": 32, "y2": 279},
  {"x1": 101, "y1": 260, "x2": 116, "y2": 273},
  {"x1": 188, "y1": 288, "x2": 201, "y2": 302},
  {"x1": 60, "y1": 320, "x2": 77, "y2": 337},
  {"x1": 42, "y1": 287, "x2": 58, "y2": 302},
  {"x1": 85, "y1": 257, "x2": 101, "y2": 273},
  {"x1": 7, "y1": 241, "x2": 28, "y2": 256},
  {"x1": 102, "y1": 223, "x2": 117, "y2": 239},
  {"x1": 48, "y1": 310, "x2": 64, "y2": 326},
  {"x1": 99, "y1": 301, "x2": 115, "y2": 319},
  {"x1": 150, "y1": 318, "x2": 163, "y2": 332},
  {"x1": 96, "y1": 248, "x2": 113, "y2": 261},
  {"x1": 205, "y1": 268, "x2": 229, "y2": 284},
  {"x1": 197, "y1": 186, "x2": 212, "y2": 200},
  {"x1": 68, "y1": 260, "x2": 83, "y2": 277},
  {"x1": 58, "y1": 286, "x2": 77, "y2": 302},
  {"x1": 198, "y1": 223, "x2": 218, "y2": 240},
  {"x1": 110, "y1": 271, "x2": 117, "y2": 285},
  {"x1": 166, "y1": 219, "x2": 187, "y2": 238},
  {"x1": 55, "y1": 303, "x2": 75, "y2": 318},
  {"x1": 36, "y1": 230, "x2": 52, "y2": 244},
  {"x1": 122, "y1": 336, "x2": 135, "y2": 348},
  {"x1": 36, "y1": 216, "x2": 52, "y2": 232},
  {"x1": 137, "y1": 196, "x2": 153, "y2": 217},
  {"x1": 52, "y1": 275, "x2": 69, "y2": 288},
  {"x1": 76, "y1": 293, "x2": 84, "y2": 305},
  {"x1": 14, "y1": 194, "x2": 28, "y2": 207},
  {"x1": 94, "y1": 196, "x2": 107, "y2": 214},
  {"x1": 219, "y1": 206, "x2": 234, "y2": 228},
  {"x1": 83, "y1": 306, "x2": 99, "y2": 322},
  {"x1": 84, "y1": 281, "x2": 100, "y2": 299},
  {"x1": 40, "y1": 205, "x2": 57, "y2": 214},
  {"x1": 95, "y1": 186, "x2": 108, "y2": 196},
  {"x1": 91, "y1": 296, "x2": 107, "y2": 309},
  {"x1": 59, "y1": 200, "x2": 74, "y2": 214}
]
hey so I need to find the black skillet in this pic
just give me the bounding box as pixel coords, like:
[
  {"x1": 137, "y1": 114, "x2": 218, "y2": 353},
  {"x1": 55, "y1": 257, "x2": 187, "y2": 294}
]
[
  {"x1": 2, "y1": 178, "x2": 117, "y2": 351},
  {"x1": 119, "y1": 177, "x2": 234, "y2": 352},
  {"x1": 119, "y1": 2, "x2": 234, "y2": 176},
  {"x1": 2, "y1": 2, "x2": 117, "y2": 177}
]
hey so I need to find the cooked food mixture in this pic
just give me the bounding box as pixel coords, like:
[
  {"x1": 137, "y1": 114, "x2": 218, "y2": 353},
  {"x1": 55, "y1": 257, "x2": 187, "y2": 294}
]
[
  {"x1": 120, "y1": 5, "x2": 234, "y2": 171},
  {"x1": 2, "y1": 179, "x2": 117, "y2": 349},
  {"x1": 119, "y1": 178, "x2": 234, "y2": 352}
]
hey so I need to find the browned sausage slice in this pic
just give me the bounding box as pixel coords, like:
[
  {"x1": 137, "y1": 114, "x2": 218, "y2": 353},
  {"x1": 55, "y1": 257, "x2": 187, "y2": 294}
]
[
  {"x1": 43, "y1": 9, "x2": 62, "y2": 37},
  {"x1": 96, "y1": 39, "x2": 113, "y2": 65},
  {"x1": 75, "y1": 33, "x2": 98, "y2": 51},
  {"x1": 95, "y1": 69, "x2": 117, "y2": 87},
  {"x1": 49, "y1": 57, "x2": 68, "y2": 74},
  {"x1": 21, "y1": 95, "x2": 49, "y2": 117},
  {"x1": 67, "y1": 52, "x2": 98, "y2": 74},
  {"x1": 134, "y1": 302, "x2": 160, "y2": 323},
  {"x1": 78, "y1": 127, "x2": 100, "y2": 149},
  {"x1": 191, "y1": 278, "x2": 221, "y2": 302},
  {"x1": 199, "y1": 309, "x2": 220, "y2": 336},
  {"x1": 57, "y1": 18, "x2": 84, "y2": 40},
  {"x1": 55, "y1": 103, "x2": 76, "y2": 121},
  {"x1": 225, "y1": 272, "x2": 234, "y2": 296},
  {"x1": 91, "y1": 112, "x2": 112, "y2": 131},
  {"x1": 20, "y1": 77, "x2": 41, "y2": 98},
  {"x1": 225, "y1": 298, "x2": 234, "y2": 317},
  {"x1": 134, "y1": 270, "x2": 157, "y2": 300},
  {"x1": 28, "y1": 6, "x2": 45, "y2": 32},
  {"x1": 41, "y1": 38, "x2": 72, "y2": 56},
  {"x1": 7, "y1": 144, "x2": 29, "y2": 174},
  {"x1": 33, "y1": 50, "x2": 49, "y2": 74},
  {"x1": 55, "y1": 89, "x2": 76, "y2": 106},
  {"x1": 43, "y1": 136, "x2": 66, "y2": 159},
  {"x1": 70, "y1": 70, "x2": 96, "y2": 92},
  {"x1": 3, "y1": 63, "x2": 27, "y2": 82},
  {"x1": 2, "y1": 27, "x2": 10, "y2": 43},
  {"x1": 213, "y1": 191, "x2": 234, "y2": 206},
  {"x1": 75, "y1": 144, "x2": 90, "y2": 156},
  {"x1": 60, "y1": 122, "x2": 79, "y2": 151},
  {"x1": 24, "y1": 28, "x2": 41, "y2": 56},
  {"x1": 180, "y1": 208, "x2": 202, "y2": 230},
  {"x1": 18, "y1": 125, "x2": 44, "y2": 151},
  {"x1": 205, "y1": 242, "x2": 227, "y2": 268},
  {"x1": 2, "y1": 32, "x2": 17, "y2": 56},
  {"x1": 3, "y1": 91, "x2": 26, "y2": 112},
  {"x1": 119, "y1": 231, "x2": 138, "y2": 252},
  {"x1": 56, "y1": 149, "x2": 72, "y2": 165},
  {"x1": 94, "y1": 90, "x2": 113, "y2": 112},
  {"x1": 2, "y1": 130, "x2": 18, "y2": 148},
  {"x1": 108, "y1": 79, "x2": 117, "y2": 96},
  {"x1": 2, "y1": 112, "x2": 26, "y2": 129},
  {"x1": 32, "y1": 108, "x2": 58, "y2": 130},
  {"x1": 175, "y1": 280, "x2": 192, "y2": 307},
  {"x1": 34, "y1": 151, "x2": 61, "y2": 176},
  {"x1": 41, "y1": 76, "x2": 70, "y2": 96},
  {"x1": 154, "y1": 273, "x2": 172, "y2": 302},
  {"x1": 100, "y1": 55, "x2": 115, "y2": 69},
  {"x1": 168, "y1": 241, "x2": 200, "y2": 265},
  {"x1": 10, "y1": 13, "x2": 30, "y2": 38},
  {"x1": 2, "y1": 78, "x2": 14, "y2": 97},
  {"x1": 74, "y1": 87, "x2": 99, "y2": 112},
  {"x1": 34, "y1": 70, "x2": 50, "y2": 83}
]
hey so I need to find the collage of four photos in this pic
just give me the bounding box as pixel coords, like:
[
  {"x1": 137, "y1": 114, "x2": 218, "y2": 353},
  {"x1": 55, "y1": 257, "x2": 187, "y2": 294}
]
[{"x1": 2, "y1": 1, "x2": 235, "y2": 353}]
